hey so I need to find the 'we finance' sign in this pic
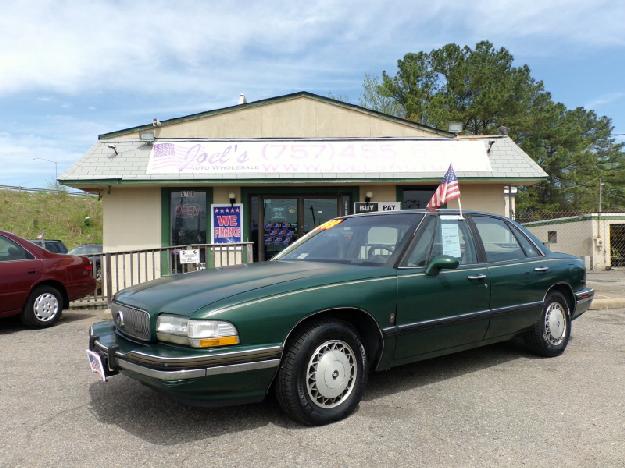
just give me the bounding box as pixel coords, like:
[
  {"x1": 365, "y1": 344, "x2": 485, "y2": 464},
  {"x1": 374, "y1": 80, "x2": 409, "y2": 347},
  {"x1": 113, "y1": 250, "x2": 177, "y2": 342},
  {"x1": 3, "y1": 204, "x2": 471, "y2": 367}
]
[{"x1": 211, "y1": 204, "x2": 243, "y2": 244}]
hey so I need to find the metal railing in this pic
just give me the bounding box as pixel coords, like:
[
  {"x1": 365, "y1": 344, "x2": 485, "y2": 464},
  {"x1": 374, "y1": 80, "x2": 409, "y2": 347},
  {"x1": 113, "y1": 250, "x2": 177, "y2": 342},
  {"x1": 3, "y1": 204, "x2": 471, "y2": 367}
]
[{"x1": 73, "y1": 242, "x2": 254, "y2": 307}]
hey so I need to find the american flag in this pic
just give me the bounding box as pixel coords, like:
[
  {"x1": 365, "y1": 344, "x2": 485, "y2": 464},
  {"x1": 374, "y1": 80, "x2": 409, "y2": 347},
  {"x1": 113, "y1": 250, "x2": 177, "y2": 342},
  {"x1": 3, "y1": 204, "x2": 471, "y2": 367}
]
[{"x1": 426, "y1": 164, "x2": 461, "y2": 211}]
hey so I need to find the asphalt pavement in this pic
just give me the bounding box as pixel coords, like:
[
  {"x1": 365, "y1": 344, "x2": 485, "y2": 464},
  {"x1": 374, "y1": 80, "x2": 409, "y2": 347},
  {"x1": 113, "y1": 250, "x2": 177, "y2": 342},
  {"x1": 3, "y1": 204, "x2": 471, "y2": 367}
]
[{"x1": 1, "y1": 307, "x2": 624, "y2": 467}]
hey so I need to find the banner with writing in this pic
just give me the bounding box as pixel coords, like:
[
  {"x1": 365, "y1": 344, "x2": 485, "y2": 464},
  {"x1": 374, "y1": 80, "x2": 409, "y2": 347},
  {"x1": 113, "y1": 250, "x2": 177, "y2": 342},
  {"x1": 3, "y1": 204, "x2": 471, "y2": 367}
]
[
  {"x1": 146, "y1": 140, "x2": 492, "y2": 176},
  {"x1": 211, "y1": 204, "x2": 243, "y2": 244}
]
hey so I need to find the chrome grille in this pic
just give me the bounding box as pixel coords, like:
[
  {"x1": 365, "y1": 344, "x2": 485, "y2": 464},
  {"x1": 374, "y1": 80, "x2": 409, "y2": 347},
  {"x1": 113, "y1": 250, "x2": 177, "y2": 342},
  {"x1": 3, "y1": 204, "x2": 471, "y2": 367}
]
[{"x1": 111, "y1": 302, "x2": 151, "y2": 341}]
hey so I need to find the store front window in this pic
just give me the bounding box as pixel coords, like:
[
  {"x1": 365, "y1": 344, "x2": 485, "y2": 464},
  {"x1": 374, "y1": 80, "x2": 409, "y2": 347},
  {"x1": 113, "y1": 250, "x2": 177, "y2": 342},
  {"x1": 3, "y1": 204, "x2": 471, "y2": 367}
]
[
  {"x1": 249, "y1": 192, "x2": 352, "y2": 261},
  {"x1": 400, "y1": 186, "x2": 439, "y2": 209},
  {"x1": 170, "y1": 190, "x2": 208, "y2": 245}
]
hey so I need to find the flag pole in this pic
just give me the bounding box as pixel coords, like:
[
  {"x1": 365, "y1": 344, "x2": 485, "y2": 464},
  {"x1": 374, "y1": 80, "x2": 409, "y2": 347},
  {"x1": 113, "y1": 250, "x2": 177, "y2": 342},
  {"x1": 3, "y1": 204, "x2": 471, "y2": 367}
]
[{"x1": 457, "y1": 196, "x2": 463, "y2": 219}]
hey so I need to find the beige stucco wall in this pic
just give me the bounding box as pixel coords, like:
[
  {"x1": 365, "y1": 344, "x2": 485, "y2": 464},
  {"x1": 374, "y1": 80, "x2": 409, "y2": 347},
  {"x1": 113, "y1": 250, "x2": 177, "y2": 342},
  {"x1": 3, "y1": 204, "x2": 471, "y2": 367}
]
[
  {"x1": 358, "y1": 185, "x2": 396, "y2": 203},
  {"x1": 446, "y1": 184, "x2": 506, "y2": 215},
  {"x1": 213, "y1": 186, "x2": 242, "y2": 205},
  {"x1": 527, "y1": 220, "x2": 593, "y2": 261},
  {"x1": 113, "y1": 96, "x2": 436, "y2": 140},
  {"x1": 524, "y1": 216, "x2": 625, "y2": 270},
  {"x1": 102, "y1": 187, "x2": 161, "y2": 252}
]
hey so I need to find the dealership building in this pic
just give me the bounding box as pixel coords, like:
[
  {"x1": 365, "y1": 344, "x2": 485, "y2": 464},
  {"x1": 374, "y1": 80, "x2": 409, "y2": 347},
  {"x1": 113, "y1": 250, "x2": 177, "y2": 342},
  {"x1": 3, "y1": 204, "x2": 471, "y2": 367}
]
[{"x1": 60, "y1": 92, "x2": 547, "y2": 261}]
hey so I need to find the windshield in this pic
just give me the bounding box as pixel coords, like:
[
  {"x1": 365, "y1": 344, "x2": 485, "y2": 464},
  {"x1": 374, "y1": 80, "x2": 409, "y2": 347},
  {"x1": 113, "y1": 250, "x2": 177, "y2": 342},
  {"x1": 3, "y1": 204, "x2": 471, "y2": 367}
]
[{"x1": 274, "y1": 213, "x2": 422, "y2": 265}]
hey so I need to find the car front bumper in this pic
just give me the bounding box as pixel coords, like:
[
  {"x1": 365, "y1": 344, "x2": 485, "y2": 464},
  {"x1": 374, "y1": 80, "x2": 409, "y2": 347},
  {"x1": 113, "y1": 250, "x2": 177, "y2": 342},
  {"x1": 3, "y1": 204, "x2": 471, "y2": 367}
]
[
  {"x1": 88, "y1": 321, "x2": 282, "y2": 406},
  {"x1": 573, "y1": 287, "x2": 594, "y2": 319}
]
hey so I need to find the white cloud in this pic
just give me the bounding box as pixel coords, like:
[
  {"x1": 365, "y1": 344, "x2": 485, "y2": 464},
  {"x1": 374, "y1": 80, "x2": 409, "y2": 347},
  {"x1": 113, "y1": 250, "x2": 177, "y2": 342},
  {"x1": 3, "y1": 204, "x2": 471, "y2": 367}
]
[
  {"x1": 1, "y1": 0, "x2": 623, "y2": 96},
  {"x1": 0, "y1": 115, "x2": 112, "y2": 186},
  {"x1": 585, "y1": 92, "x2": 625, "y2": 109}
]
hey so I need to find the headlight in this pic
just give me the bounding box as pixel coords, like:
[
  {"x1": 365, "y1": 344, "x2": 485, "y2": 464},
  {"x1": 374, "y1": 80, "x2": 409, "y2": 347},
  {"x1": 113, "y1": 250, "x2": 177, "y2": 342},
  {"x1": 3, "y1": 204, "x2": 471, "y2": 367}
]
[{"x1": 156, "y1": 315, "x2": 239, "y2": 348}]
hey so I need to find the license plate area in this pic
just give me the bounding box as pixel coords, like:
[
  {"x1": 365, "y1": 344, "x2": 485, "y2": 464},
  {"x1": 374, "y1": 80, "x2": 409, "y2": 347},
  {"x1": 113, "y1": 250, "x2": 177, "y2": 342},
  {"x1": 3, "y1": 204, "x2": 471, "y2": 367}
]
[{"x1": 86, "y1": 350, "x2": 107, "y2": 382}]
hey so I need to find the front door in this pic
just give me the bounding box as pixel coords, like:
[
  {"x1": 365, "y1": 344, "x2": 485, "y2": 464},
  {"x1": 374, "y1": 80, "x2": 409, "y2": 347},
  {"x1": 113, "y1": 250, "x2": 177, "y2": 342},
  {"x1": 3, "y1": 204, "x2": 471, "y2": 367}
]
[
  {"x1": 394, "y1": 215, "x2": 490, "y2": 361},
  {"x1": 258, "y1": 196, "x2": 340, "y2": 261},
  {"x1": 262, "y1": 198, "x2": 299, "y2": 261}
]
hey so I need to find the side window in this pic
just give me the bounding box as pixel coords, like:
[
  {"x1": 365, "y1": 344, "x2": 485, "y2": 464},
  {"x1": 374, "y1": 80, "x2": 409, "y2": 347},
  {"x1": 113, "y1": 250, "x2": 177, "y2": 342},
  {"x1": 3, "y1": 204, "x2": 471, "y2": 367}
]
[
  {"x1": 402, "y1": 218, "x2": 436, "y2": 267},
  {"x1": 402, "y1": 216, "x2": 477, "y2": 266},
  {"x1": 472, "y1": 216, "x2": 526, "y2": 262},
  {"x1": 429, "y1": 217, "x2": 477, "y2": 265},
  {"x1": 512, "y1": 225, "x2": 541, "y2": 257},
  {"x1": 0, "y1": 236, "x2": 33, "y2": 262}
]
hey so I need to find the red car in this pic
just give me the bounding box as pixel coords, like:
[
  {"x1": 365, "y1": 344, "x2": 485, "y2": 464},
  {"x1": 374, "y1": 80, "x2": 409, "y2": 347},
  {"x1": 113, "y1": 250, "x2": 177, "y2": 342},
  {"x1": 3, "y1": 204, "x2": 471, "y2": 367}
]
[{"x1": 0, "y1": 231, "x2": 96, "y2": 327}]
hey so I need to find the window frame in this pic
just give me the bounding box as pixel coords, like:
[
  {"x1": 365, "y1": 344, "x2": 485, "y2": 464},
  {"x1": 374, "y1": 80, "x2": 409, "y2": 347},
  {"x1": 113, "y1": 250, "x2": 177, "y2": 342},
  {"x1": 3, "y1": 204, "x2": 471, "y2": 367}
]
[
  {"x1": 397, "y1": 214, "x2": 483, "y2": 269},
  {"x1": 509, "y1": 222, "x2": 545, "y2": 258},
  {"x1": 0, "y1": 235, "x2": 35, "y2": 263},
  {"x1": 467, "y1": 214, "x2": 534, "y2": 264}
]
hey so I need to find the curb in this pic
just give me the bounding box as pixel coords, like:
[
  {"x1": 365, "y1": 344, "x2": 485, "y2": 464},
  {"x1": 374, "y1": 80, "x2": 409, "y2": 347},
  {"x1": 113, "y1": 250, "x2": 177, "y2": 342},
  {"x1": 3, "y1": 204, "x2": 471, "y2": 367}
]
[{"x1": 589, "y1": 298, "x2": 625, "y2": 310}]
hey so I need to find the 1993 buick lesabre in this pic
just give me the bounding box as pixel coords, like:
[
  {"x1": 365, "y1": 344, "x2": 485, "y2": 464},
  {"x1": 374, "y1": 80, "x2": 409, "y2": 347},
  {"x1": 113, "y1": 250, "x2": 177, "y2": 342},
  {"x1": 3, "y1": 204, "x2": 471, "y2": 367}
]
[{"x1": 87, "y1": 210, "x2": 593, "y2": 425}]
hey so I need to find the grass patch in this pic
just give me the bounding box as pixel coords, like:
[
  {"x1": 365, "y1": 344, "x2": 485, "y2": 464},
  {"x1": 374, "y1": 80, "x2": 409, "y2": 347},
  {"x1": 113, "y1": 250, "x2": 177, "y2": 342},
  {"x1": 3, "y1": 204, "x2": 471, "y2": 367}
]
[{"x1": 0, "y1": 189, "x2": 102, "y2": 248}]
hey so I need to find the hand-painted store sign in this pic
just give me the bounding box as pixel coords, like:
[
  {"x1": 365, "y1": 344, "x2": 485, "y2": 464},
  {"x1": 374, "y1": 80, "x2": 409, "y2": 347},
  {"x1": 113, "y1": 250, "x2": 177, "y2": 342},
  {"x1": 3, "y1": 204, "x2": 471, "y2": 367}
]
[
  {"x1": 146, "y1": 140, "x2": 492, "y2": 176},
  {"x1": 211, "y1": 204, "x2": 243, "y2": 244}
]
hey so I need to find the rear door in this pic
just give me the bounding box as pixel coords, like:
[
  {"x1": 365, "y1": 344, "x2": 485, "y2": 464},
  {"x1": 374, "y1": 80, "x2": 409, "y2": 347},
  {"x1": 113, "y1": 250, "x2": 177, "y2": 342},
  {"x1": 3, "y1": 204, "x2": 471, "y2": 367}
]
[
  {"x1": 394, "y1": 215, "x2": 490, "y2": 361},
  {"x1": 470, "y1": 215, "x2": 547, "y2": 339},
  {"x1": 0, "y1": 236, "x2": 41, "y2": 315}
]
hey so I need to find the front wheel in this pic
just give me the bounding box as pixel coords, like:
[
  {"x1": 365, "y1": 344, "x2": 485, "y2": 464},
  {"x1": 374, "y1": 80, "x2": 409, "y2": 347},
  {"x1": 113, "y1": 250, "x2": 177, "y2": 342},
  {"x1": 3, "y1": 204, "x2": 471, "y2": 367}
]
[
  {"x1": 21, "y1": 285, "x2": 63, "y2": 328},
  {"x1": 276, "y1": 320, "x2": 367, "y2": 425},
  {"x1": 525, "y1": 291, "x2": 571, "y2": 357}
]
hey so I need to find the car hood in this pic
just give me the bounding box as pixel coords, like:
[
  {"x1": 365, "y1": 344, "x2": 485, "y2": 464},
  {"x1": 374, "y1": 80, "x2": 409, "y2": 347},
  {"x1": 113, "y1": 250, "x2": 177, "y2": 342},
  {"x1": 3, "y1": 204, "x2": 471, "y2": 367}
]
[{"x1": 115, "y1": 261, "x2": 390, "y2": 318}]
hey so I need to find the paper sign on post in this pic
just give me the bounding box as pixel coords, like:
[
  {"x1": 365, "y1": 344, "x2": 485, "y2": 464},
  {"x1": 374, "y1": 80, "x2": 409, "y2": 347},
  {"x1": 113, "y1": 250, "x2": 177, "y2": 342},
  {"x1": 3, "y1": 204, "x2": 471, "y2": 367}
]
[
  {"x1": 179, "y1": 249, "x2": 200, "y2": 264},
  {"x1": 440, "y1": 222, "x2": 462, "y2": 258}
]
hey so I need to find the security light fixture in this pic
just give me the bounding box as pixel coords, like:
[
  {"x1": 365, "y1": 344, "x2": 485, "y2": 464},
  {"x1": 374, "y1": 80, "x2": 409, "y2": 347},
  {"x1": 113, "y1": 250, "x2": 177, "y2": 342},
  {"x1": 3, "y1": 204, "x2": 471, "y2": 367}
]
[
  {"x1": 140, "y1": 130, "x2": 155, "y2": 142},
  {"x1": 229, "y1": 192, "x2": 236, "y2": 206},
  {"x1": 365, "y1": 191, "x2": 373, "y2": 203},
  {"x1": 107, "y1": 144, "x2": 119, "y2": 156},
  {"x1": 448, "y1": 122, "x2": 463, "y2": 134}
]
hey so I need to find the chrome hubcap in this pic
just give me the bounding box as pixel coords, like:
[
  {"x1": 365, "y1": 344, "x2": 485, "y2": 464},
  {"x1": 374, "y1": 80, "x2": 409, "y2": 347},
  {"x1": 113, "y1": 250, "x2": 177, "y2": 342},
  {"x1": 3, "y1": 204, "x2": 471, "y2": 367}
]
[
  {"x1": 544, "y1": 302, "x2": 567, "y2": 345},
  {"x1": 33, "y1": 293, "x2": 59, "y2": 321},
  {"x1": 306, "y1": 340, "x2": 357, "y2": 408}
]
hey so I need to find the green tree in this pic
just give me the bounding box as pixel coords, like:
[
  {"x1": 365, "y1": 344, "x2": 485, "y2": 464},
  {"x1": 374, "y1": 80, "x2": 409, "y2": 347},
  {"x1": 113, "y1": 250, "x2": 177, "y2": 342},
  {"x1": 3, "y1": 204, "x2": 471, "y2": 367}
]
[{"x1": 363, "y1": 41, "x2": 625, "y2": 213}]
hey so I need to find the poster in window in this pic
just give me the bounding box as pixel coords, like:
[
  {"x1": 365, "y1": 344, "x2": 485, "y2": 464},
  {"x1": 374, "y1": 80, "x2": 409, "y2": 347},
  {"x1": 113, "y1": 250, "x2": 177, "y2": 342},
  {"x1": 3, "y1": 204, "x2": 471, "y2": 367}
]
[{"x1": 211, "y1": 204, "x2": 243, "y2": 244}]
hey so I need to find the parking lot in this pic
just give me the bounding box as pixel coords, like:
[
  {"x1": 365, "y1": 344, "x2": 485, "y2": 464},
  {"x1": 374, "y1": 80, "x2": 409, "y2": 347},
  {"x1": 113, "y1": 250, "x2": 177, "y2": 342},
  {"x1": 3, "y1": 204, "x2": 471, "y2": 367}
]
[{"x1": 1, "y1": 307, "x2": 624, "y2": 467}]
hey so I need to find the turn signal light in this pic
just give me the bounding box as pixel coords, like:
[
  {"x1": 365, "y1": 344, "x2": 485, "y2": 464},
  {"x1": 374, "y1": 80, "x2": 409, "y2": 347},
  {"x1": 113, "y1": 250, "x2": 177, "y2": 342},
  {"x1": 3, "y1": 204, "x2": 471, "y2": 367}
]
[{"x1": 196, "y1": 335, "x2": 240, "y2": 348}]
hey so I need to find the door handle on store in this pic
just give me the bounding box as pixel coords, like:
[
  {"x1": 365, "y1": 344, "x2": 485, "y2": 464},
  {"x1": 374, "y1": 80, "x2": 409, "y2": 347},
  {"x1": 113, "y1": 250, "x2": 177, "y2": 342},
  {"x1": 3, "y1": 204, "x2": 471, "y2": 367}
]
[
  {"x1": 467, "y1": 274, "x2": 487, "y2": 281},
  {"x1": 534, "y1": 267, "x2": 549, "y2": 272}
]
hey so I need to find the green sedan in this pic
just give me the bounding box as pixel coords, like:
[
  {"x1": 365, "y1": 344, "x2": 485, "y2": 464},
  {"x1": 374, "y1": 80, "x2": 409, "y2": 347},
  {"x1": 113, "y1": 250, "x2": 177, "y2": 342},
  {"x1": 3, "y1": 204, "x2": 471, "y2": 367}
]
[{"x1": 87, "y1": 210, "x2": 594, "y2": 425}]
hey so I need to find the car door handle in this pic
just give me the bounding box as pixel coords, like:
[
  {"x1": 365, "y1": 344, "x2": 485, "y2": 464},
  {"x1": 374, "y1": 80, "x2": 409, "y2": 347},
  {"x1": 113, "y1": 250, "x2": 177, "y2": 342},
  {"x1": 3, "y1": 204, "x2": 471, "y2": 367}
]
[
  {"x1": 467, "y1": 274, "x2": 487, "y2": 281},
  {"x1": 534, "y1": 267, "x2": 549, "y2": 272},
  {"x1": 27, "y1": 270, "x2": 37, "y2": 275}
]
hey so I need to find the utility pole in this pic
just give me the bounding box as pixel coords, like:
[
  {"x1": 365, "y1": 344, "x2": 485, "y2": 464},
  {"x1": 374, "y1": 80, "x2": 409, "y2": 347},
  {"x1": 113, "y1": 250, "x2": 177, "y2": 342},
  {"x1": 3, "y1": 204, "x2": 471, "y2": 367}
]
[{"x1": 33, "y1": 157, "x2": 59, "y2": 186}]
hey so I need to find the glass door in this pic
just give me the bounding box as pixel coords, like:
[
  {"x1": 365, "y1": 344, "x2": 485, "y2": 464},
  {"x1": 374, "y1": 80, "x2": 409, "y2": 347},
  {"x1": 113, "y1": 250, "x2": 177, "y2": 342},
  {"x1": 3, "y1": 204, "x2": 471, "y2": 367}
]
[
  {"x1": 250, "y1": 192, "x2": 348, "y2": 261},
  {"x1": 262, "y1": 198, "x2": 298, "y2": 261},
  {"x1": 303, "y1": 198, "x2": 338, "y2": 234}
]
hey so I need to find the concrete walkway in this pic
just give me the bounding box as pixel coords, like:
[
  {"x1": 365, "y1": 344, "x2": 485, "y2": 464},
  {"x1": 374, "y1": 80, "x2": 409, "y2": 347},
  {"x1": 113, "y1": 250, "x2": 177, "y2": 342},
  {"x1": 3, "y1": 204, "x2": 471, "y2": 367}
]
[{"x1": 587, "y1": 269, "x2": 625, "y2": 309}]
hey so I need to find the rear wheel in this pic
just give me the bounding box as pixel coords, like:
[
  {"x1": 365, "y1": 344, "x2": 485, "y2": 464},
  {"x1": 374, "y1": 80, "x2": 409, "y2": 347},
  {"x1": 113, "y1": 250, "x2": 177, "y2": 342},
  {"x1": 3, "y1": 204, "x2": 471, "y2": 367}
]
[
  {"x1": 276, "y1": 320, "x2": 367, "y2": 425},
  {"x1": 525, "y1": 291, "x2": 571, "y2": 357},
  {"x1": 21, "y1": 285, "x2": 63, "y2": 328}
]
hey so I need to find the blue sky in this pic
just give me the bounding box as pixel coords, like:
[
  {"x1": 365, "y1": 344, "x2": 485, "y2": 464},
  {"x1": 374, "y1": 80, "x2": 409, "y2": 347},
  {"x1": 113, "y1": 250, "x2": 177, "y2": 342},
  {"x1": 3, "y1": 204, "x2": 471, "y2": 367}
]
[{"x1": 1, "y1": 0, "x2": 624, "y2": 188}]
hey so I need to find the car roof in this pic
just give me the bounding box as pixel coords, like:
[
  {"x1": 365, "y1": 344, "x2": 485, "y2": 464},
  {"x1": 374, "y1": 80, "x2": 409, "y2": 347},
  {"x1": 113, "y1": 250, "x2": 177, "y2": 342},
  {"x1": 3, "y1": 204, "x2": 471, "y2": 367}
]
[{"x1": 345, "y1": 209, "x2": 505, "y2": 219}]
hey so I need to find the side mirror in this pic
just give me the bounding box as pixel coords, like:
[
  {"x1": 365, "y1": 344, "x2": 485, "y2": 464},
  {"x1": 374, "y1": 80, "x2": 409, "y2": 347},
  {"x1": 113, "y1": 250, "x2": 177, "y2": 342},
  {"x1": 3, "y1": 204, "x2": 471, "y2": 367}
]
[{"x1": 425, "y1": 255, "x2": 459, "y2": 276}]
